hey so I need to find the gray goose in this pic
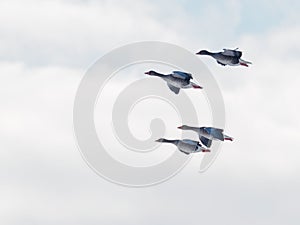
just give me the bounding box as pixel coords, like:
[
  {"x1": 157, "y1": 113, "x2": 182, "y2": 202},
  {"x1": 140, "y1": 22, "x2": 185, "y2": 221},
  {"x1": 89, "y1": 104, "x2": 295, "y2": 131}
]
[
  {"x1": 178, "y1": 125, "x2": 233, "y2": 148},
  {"x1": 155, "y1": 138, "x2": 210, "y2": 155},
  {"x1": 145, "y1": 70, "x2": 203, "y2": 94},
  {"x1": 196, "y1": 48, "x2": 252, "y2": 67}
]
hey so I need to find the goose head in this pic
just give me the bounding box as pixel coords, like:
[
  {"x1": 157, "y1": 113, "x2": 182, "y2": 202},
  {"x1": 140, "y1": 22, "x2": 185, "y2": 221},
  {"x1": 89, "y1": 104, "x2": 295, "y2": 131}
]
[
  {"x1": 155, "y1": 138, "x2": 178, "y2": 144},
  {"x1": 155, "y1": 138, "x2": 166, "y2": 143},
  {"x1": 145, "y1": 70, "x2": 159, "y2": 76},
  {"x1": 196, "y1": 50, "x2": 211, "y2": 55},
  {"x1": 177, "y1": 125, "x2": 191, "y2": 130}
]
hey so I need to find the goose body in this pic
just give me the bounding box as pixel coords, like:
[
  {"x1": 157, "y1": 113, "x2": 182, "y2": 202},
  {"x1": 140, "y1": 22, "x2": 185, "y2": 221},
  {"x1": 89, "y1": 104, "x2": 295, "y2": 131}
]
[
  {"x1": 178, "y1": 125, "x2": 233, "y2": 148},
  {"x1": 196, "y1": 48, "x2": 252, "y2": 67},
  {"x1": 155, "y1": 138, "x2": 210, "y2": 155},
  {"x1": 145, "y1": 70, "x2": 203, "y2": 94}
]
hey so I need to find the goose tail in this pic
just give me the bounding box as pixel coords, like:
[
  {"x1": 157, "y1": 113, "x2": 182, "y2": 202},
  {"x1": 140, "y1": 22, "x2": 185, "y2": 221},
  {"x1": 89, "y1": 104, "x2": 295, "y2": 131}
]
[
  {"x1": 191, "y1": 82, "x2": 203, "y2": 89},
  {"x1": 239, "y1": 59, "x2": 252, "y2": 67},
  {"x1": 224, "y1": 135, "x2": 234, "y2": 141}
]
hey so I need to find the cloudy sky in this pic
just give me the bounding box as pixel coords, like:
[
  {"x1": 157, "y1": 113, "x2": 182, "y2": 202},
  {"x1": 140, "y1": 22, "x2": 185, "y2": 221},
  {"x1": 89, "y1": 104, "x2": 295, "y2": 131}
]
[{"x1": 1, "y1": 0, "x2": 300, "y2": 224}]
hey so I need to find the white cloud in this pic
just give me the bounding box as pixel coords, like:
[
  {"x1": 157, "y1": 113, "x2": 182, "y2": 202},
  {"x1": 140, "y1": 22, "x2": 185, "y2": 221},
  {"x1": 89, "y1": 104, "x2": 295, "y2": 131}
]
[
  {"x1": 0, "y1": 0, "x2": 184, "y2": 67},
  {"x1": 0, "y1": 0, "x2": 300, "y2": 224}
]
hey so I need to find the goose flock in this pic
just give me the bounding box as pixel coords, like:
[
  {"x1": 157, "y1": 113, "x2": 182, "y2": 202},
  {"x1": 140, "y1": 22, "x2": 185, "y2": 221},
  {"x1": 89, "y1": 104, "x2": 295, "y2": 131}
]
[{"x1": 146, "y1": 48, "x2": 251, "y2": 155}]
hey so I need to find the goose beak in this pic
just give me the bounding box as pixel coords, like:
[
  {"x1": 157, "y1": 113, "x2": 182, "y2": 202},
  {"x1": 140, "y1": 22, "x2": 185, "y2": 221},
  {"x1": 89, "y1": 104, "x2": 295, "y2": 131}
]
[
  {"x1": 145, "y1": 71, "x2": 150, "y2": 75},
  {"x1": 177, "y1": 126, "x2": 183, "y2": 129}
]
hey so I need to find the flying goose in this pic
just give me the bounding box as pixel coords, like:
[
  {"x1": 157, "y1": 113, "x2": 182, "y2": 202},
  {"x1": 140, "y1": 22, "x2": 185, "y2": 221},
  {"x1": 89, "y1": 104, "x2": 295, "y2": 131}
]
[
  {"x1": 155, "y1": 138, "x2": 210, "y2": 155},
  {"x1": 196, "y1": 48, "x2": 252, "y2": 67},
  {"x1": 145, "y1": 70, "x2": 203, "y2": 94},
  {"x1": 177, "y1": 125, "x2": 233, "y2": 148}
]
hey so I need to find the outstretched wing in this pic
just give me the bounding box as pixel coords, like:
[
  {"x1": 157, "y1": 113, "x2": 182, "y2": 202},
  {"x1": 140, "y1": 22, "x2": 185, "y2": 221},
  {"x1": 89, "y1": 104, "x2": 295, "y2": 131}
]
[
  {"x1": 199, "y1": 136, "x2": 212, "y2": 148},
  {"x1": 182, "y1": 139, "x2": 199, "y2": 145},
  {"x1": 172, "y1": 71, "x2": 193, "y2": 80},
  {"x1": 239, "y1": 58, "x2": 252, "y2": 65},
  {"x1": 204, "y1": 127, "x2": 224, "y2": 141},
  {"x1": 167, "y1": 83, "x2": 180, "y2": 94},
  {"x1": 222, "y1": 49, "x2": 242, "y2": 58},
  {"x1": 217, "y1": 60, "x2": 226, "y2": 66},
  {"x1": 179, "y1": 150, "x2": 190, "y2": 155}
]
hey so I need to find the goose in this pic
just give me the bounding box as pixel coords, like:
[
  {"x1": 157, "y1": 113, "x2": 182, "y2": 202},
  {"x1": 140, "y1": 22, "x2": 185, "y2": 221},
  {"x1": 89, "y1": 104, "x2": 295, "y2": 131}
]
[
  {"x1": 145, "y1": 70, "x2": 203, "y2": 94},
  {"x1": 177, "y1": 125, "x2": 233, "y2": 148},
  {"x1": 196, "y1": 48, "x2": 252, "y2": 67},
  {"x1": 155, "y1": 138, "x2": 210, "y2": 155}
]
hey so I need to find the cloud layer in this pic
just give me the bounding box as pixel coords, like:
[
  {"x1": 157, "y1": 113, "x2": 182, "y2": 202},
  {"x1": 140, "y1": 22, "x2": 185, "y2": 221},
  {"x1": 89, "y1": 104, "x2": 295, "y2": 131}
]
[{"x1": 0, "y1": 0, "x2": 299, "y2": 224}]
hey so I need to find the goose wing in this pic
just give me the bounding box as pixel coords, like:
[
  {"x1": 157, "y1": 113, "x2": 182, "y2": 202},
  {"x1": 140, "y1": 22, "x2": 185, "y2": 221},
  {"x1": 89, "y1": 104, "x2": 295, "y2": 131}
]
[
  {"x1": 204, "y1": 127, "x2": 224, "y2": 141},
  {"x1": 222, "y1": 49, "x2": 242, "y2": 58},
  {"x1": 182, "y1": 139, "x2": 199, "y2": 145},
  {"x1": 199, "y1": 136, "x2": 212, "y2": 148},
  {"x1": 239, "y1": 58, "x2": 252, "y2": 65},
  {"x1": 172, "y1": 71, "x2": 193, "y2": 80},
  {"x1": 217, "y1": 60, "x2": 226, "y2": 66},
  {"x1": 167, "y1": 83, "x2": 180, "y2": 94},
  {"x1": 179, "y1": 150, "x2": 190, "y2": 155}
]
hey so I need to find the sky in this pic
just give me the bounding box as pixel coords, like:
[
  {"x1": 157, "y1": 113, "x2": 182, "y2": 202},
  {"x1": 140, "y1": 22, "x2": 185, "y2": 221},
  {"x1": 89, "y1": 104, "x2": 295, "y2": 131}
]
[{"x1": 0, "y1": 0, "x2": 300, "y2": 224}]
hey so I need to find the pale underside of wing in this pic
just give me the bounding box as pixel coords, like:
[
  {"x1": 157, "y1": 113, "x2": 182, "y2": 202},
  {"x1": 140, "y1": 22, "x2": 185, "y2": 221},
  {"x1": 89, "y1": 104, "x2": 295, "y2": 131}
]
[
  {"x1": 167, "y1": 83, "x2": 180, "y2": 94},
  {"x1": 179, "y1": 150, "x2": 190, "y2": 155}
]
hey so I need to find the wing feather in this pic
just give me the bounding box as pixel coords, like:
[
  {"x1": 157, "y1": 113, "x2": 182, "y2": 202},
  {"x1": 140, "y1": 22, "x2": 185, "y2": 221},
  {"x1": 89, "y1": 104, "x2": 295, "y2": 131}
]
[
  {"x1": 167, "y1": 83, "x2": 180, "y2": 94},
  {"x1": 199, "y1": 136, "x2": 213, "y2": 148},
  {"x1": 172, "y1": 71, "x2": 193, "y2": 80},
  {"x1": 222, "y1": 49, "x2": 242, "y2": 58}
]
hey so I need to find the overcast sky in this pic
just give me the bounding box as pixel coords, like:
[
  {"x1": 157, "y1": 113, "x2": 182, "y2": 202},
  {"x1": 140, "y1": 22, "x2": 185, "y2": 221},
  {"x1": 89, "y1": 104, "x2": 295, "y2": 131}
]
[{"x1": 0, "y1": 0, "x2": 300, "y2": 224}]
